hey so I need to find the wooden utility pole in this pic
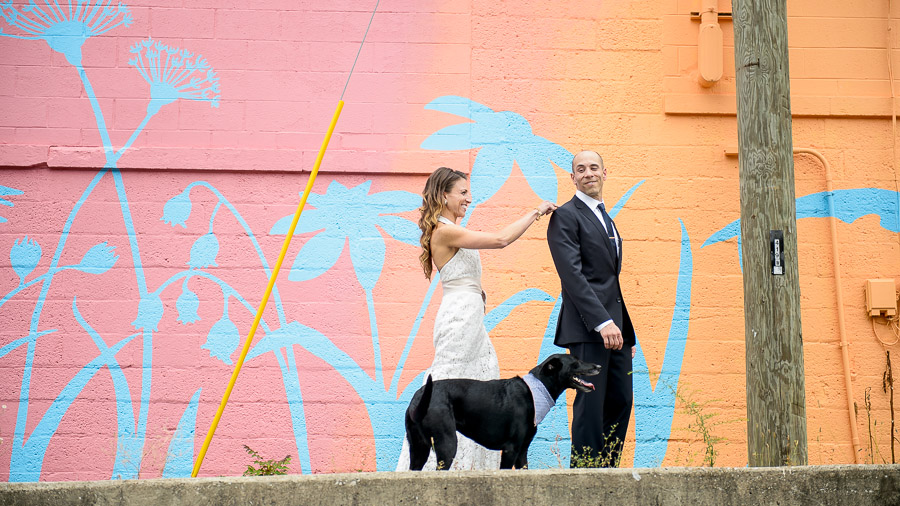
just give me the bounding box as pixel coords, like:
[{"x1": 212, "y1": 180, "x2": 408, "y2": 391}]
[{"x1": 732, "y1": 0, "x2": 808, "y2": 466}]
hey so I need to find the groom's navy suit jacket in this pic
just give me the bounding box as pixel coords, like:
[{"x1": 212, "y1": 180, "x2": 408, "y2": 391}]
[{"x1": 547, "y1": 195, "x2": 635, "y2": 348}]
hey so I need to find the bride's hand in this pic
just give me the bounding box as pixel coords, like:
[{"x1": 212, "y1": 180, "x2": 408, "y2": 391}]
[{"x1": 536, "y1": 201, "x2": 557, "y2": 217}]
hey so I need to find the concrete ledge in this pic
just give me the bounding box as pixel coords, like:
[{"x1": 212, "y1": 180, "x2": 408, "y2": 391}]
[{"x1": 2, "y1": 465, "x2": 899, "y2": 505}]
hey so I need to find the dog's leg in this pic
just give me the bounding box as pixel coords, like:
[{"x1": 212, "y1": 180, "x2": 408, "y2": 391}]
[
  {"x1": 513, "y1": 431, "x2": 536, "y2": 469},
  {"x1": 407, "y1": 433, "x2": 431, "y2": 471},
  {"x1": 513, "y1": 451, "x2": 528, "y2": 470},
  {"x1": 499, "y1": 450, "x2": 517, "y2": 469},
  {"x1": 431, "y1": 433, "x2": 457, "y2": 471}
]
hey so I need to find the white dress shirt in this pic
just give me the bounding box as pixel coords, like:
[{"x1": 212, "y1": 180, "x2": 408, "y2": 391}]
[{"x1": 574, "y1": 190, "x2": 617, "y2": 333}]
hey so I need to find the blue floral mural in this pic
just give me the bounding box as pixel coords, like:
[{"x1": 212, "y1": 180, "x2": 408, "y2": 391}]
[{"x1": 3, "y1": 2, "x2": 898, "y2": 482}]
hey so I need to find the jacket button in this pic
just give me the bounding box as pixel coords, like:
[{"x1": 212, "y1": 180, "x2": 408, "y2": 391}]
[{"x1": 616, "y1": 297, "x2": 622, "y2": 303}]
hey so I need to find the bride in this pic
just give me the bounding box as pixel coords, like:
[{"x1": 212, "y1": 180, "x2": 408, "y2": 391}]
[{"x1": 396, "y1": 166, "x2": 556, "y2": 471}]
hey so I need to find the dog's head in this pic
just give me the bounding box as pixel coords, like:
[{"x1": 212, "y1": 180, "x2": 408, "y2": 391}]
[{"x1": 531, "y1": 353, "x2": 602, "y2": 397}]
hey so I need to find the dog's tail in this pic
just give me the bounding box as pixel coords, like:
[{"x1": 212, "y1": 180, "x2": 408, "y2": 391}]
[{"x1": 410, "y1": 374, "x2": 434, "y2": 423}]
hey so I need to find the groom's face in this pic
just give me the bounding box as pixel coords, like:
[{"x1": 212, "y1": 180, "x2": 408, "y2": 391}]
[{"x1": 571, "y1": 151, "x2": 606, "y2": 200}]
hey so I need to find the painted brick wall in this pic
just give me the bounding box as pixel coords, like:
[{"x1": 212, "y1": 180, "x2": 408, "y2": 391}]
[{"x1": 0, "y1": 0, "x2": 898, "y2": 481}]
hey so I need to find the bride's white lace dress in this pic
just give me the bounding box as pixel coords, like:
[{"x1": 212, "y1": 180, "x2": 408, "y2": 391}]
[{"x1": 396, "y1": 217, "x2": 501, "y2": 471}]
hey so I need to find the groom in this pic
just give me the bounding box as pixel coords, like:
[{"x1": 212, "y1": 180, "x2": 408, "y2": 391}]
[{"x1": 547, "y1": 150, "x2": 636, "y2": 467}]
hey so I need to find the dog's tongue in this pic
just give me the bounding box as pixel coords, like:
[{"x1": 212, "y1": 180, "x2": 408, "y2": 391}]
[{"x1": 576, "y1": 377, "x2": 595, "y2": 390}]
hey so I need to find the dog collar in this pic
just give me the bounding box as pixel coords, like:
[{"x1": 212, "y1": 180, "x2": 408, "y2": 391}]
[{"x1": 523, "y1": 373, "x2": 555, "y2": 426}]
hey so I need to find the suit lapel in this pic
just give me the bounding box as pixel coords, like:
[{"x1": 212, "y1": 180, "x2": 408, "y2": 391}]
[{"x1": 572, "y1": 197, "x2": 617, "y2": 269}]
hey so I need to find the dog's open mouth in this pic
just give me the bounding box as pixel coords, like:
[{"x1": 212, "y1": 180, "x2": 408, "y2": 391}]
[{"x1": 572, "y1": 376, "x2": 595, "y2": 391}]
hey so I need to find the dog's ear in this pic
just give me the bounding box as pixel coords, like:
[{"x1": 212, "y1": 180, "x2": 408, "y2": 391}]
[{"x1": 542, "y1": 356, "x2": 563, "y2": 374}]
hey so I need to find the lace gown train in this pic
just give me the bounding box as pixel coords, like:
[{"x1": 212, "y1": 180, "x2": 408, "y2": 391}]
[{"x1": 396, "y1": 219, "x2": 502, "y2": 471}]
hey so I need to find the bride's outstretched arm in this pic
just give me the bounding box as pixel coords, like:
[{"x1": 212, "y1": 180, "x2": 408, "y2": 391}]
[{"x1": 436, "y1": 201, "x2": 557, "y2": 250}]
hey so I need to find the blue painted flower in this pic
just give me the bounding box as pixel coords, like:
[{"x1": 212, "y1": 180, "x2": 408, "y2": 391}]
[
  {"x1": 202, "y1": 314, "x2": 239, "y2": 365},
  {"x1": 131, "y1": 293, "x2": 164, "y2": 332},
  {"x1": 73, "y1": 242, "x2": 118, "y2": 274},
  {"x1": 188, "y1": 233, "x2": 219, "y2": 269},
  {"x1": 0, "y1": 184, "x2": 23, "y2": 224},
  {"x1": 128, "y1": 37, "x2": 220, "y2": 115},
  {"x1": 161, "y1": 190, "x2": 192, "y2": 228},
  {"x1": 10, "y1": 236, "x2": 41, "y2": 284},
  {"x1": 176, "y1": 282, "x2": 200, "y2": 324},
  {"x1": 421, "y1": 95, "x2": 571, "y2": 204},
  {"x1": 269, "y1": 180, "x2": 421, "y2": 291},
  {"x1": 702, "y1": 188, "x2": 900, "y2": 269},
  {"x1": 0, "y1": 1, "x2": 133, "y2": 66}
]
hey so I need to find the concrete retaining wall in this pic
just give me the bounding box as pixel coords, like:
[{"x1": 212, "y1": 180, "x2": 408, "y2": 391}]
[{"x1": 2, "y1": 465, "x2": 899, "y2": 506}]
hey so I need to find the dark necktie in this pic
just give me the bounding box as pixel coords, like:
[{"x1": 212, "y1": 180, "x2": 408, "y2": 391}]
[{"x1": 598, "y1": 203, "x2": 617, "y2": 257}]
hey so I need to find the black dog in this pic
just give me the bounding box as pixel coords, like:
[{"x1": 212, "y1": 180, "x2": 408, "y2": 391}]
[{"x1": 404, "y1": 353, "x2": 601, "y2": 470}]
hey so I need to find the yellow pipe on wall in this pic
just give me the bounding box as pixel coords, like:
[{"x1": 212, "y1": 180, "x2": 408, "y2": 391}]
[{"x1": 191, "y1": 100, "x2": 345, "y2": 478}]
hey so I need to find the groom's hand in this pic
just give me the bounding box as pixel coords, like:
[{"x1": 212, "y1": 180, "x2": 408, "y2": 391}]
[{"x1": 599, "y1": 323, "x2": 623, "y2": 350}]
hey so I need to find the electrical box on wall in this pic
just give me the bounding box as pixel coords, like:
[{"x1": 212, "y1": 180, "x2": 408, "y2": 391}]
[{"x1": 865, "y1": 279, "x2": 897, "y2": 317}]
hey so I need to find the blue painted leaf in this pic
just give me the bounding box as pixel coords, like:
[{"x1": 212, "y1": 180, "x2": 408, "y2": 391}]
[
  {"x1": 348, "y1": 225, "x2": 387, "y2": 291},
  {"x1": 248, "y1": 321, "x2": 381, "y2": 399},
  {"x1": 0, "y1": 330, "x2": 55, "y2": 360},
  {"x1": 513, "y1": 147, "x2": 559, "y2": 203},
  {"x1": 248, "y1": 321, "x2": 307, "y2": 359},
  {"x1": 269, "y1": 207, "x2": 330, "y2": 235},
  {"x1": 74, "y1": 242, "x2": 119, "y2": 274},
  {"x1": 202, "y1": 315, "x2": 240, "y2": 365},
  {"x1": 469, "y1": 145, "x2": 515, "y2": 206},
  {"x1": 0, "y1": 184, "x2": 24, "y2": 224},
  {"x1": 608, "y1": 180, "x2": 646, "y2": 219},
  {"x1": 176, "y1": 283, "x2": 200, "y2": 324},
  {"x1": 375, "y1": 215, "x2": 421, "y2": 246},
  {"x1": 701, "y1": 219, "x2": 740, "y2": 248},
  {"x1": 132, "y1": 293, "x2": 164, "y2": 332},
  {"x1": 796, "y1": 188, "x2": 900, "y2": 232},
  {"x1": 424, "y1": 95, "x2": 494, "y2": 119},
  {"x1": 161, "y1": 190, "x2": 192, "y2": 228},
  {"x1": 364, "y1": 190, "x2": 422, "y2": 214},
  {"x1": 288, "y1": 232, "x2": 345, "y2": 282},
  {"x1": 162, "y1": 389, "x2": 201, "y2": 478},
  {"x1": 347, "y1": 179, "x2": 373, "y2": 198},
  {"x1": 420, "y1": 122, "x2": 475, "y2": 151},
  {"x1": 540, "y1": 136, "x2": 574, "y2": 172},
  {"x1": 490, "y1": 111, "x2": 533, "y2": 143},
  {"x1": 188, "y1": 233, "x2": 219, "y2": 268},
  {"x1": 484, "y1": 288, "x2": 554, "y2": 332},
  {"x1": 633, "y1": 219, "x2": 692, "y2": 467},
  {"x1": 703, "y1": 189, "x2": 900, "y2": 250},
  {"x1": 10, "y1": 236, "x2": 41, "y2": 284}
]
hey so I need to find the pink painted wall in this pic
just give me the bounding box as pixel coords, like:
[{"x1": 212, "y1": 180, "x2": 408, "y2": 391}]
[{"x1": 1, "y1": 0, "x2": 899, "y2": 481}]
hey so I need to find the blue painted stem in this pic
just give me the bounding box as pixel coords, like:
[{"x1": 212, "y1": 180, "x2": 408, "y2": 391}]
[
  {"x1": 185, "y1": 182, "x2": 288, "y2": 326},
  {"x1": 10, "y1": 332, "x2": 138, "y2": 482},
  {"x1": 281, "y1": 349, "x2": 312, "y2": 473},
  {"x1": 632, "y1": 218, "x2": 693, "y2": 468},
  {"x1": 155, "y1": 270, "x2": 273, "y2": 334},
  {"x1": 116, "y1": 109, "x2": 156, "y2": 159},
  {"x1": 388, "y1": 274, "x2": 439, "y2": 395},
  {"x1": 365, "y1": 289, "x2": 384, "y2": 387},
  {"x1": 71, "y1": 298, "x2": 138, "y2": 479},
  {"x1": 75, "y1": 65, "x2": 114, "y2": 160},
  {"x1": 109, "y1": 169, "x2": 152, "y2": 479},
  {"x1": 9, "y1": 169, "x2": 109, "y2": 481}
]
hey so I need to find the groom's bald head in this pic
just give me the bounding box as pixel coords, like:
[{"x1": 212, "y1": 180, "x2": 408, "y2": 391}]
[{"x1": 572, "y1": 150, "x2": 603, "y2": 172}]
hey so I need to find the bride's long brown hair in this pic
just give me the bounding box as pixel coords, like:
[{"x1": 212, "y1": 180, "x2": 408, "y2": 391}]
[{"x1": 419, "y1": 167, "x2": 467, "y2": 280}]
